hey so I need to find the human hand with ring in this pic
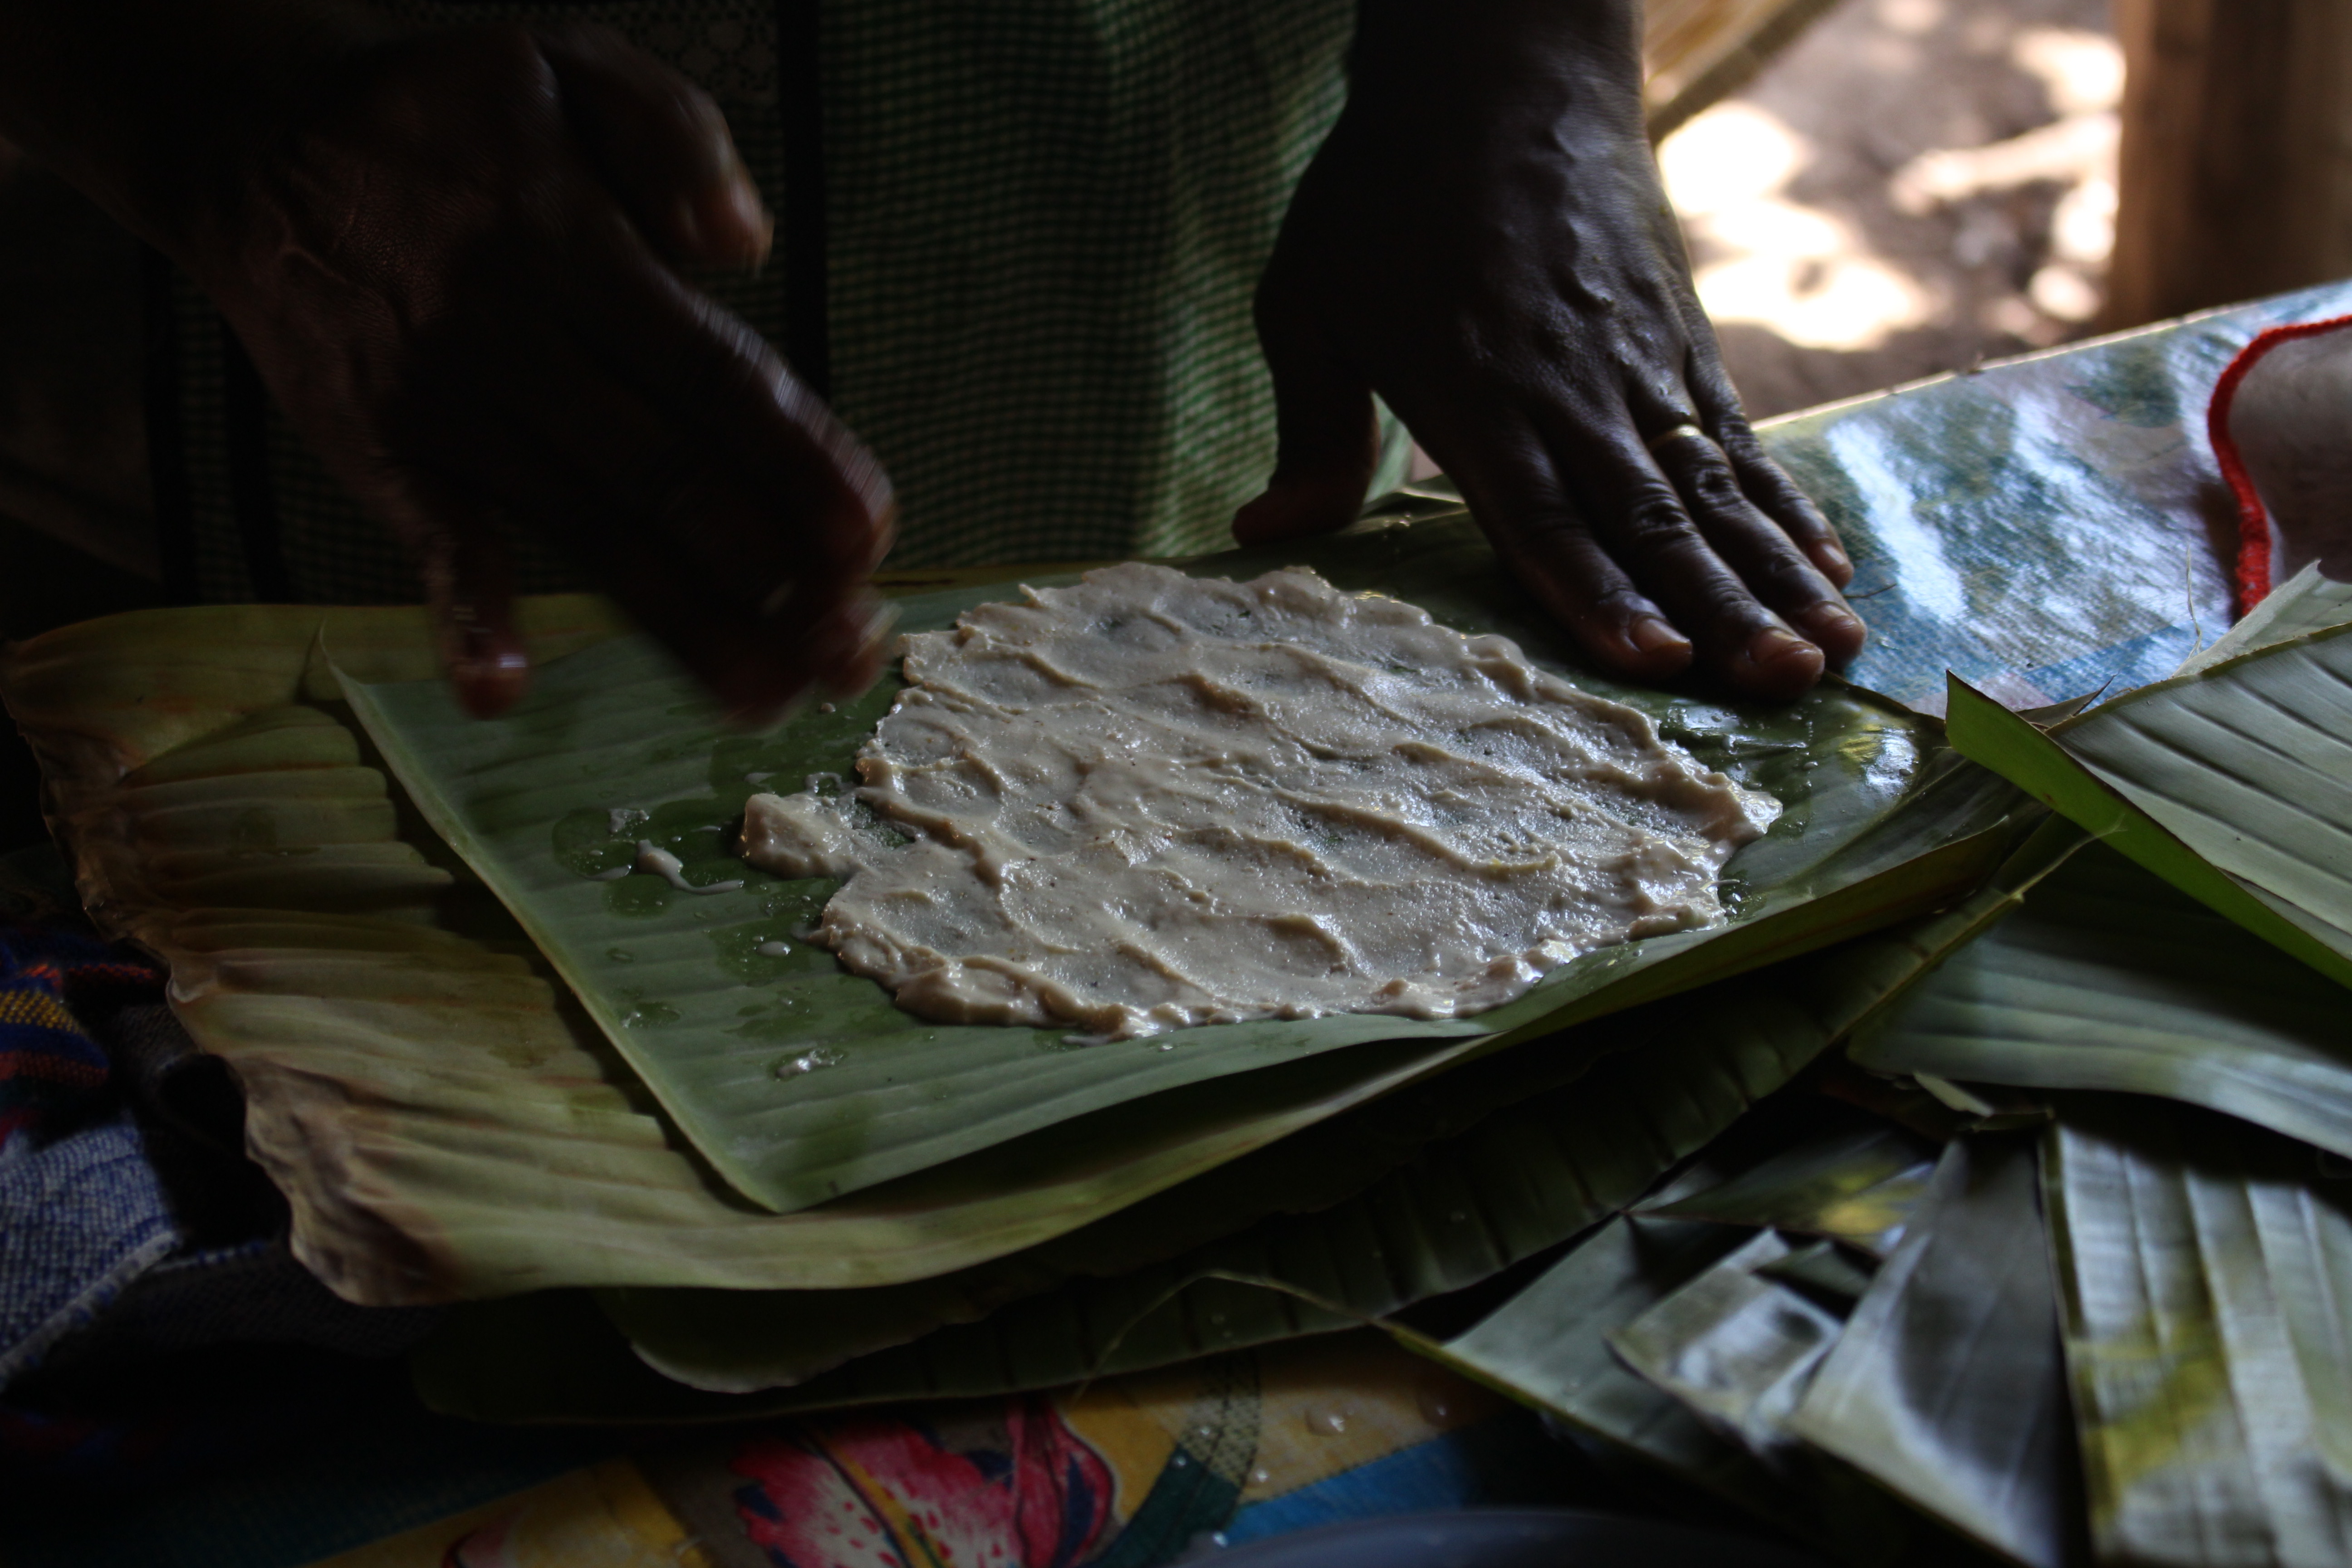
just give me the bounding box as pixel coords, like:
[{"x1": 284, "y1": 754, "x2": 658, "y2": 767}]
[{"x1": 1235, "y1": 0, "x2": 1863, "y2": 700}]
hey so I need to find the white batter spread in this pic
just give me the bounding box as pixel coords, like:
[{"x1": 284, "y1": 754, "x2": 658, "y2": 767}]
[{"x1": 738, "y1": 564, "x2": 1779, "y2": 1039}]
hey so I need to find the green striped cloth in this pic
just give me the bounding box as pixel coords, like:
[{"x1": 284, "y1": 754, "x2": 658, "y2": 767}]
[{"x1": 157, "y1": 0, "x2": 1411, "y2": 605}]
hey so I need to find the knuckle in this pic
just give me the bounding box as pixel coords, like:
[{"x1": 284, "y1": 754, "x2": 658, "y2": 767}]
[
  {"x1": 1752, "y1": 555, "x2": 1833, "y2": 604},
  {"x1": 1693, "y1": 517, "x2": 1827, "y2": 602},
  {"x1": 1683, "y1": 459, "x2": 1746, "y2": 512},
  {"x1": 1693, "y1": 584, "x2": 1775, "y2": 636},
  {"x1": 1582, "y1": 583, "x2": 1655, "y2": 627},
  {"x1": 1612, "y1": 492, "x2": 1702, "y2": 560},
  {"x1": 1712, "y1": 420, "x2": 1764, "y2": 460},
  {"x1": 1506, "y1": 503, "x2": 1597, "y2": 551}
]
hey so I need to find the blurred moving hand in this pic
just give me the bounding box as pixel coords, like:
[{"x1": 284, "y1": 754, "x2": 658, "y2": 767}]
[{"x1": 0, "y1": 3, "x2": 893, "y2": 718}]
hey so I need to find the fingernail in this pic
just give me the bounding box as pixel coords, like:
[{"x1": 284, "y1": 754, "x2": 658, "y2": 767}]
[
  {"x1": 469, "y1": 646, "x2": 529, "y2": 683},
  {"x1": 731, "y1": 183, "x2": 774, "y2": 265},
  {"x1": 1626, "y1": 617, "x2": 1689, "y2": 660},
  {"x1": 1795, "y1": 602, "x2": 1865, "y2": 650},
  {"x1": 454, "y1": 644, "x2": 529, "y2": 719},
  {"x1": 1810, "y1": 539, "x2": 1852, "y2": 578},
  {"x1": 690, "y1": 181, "x2": 771, "y2": 268},
  {"x1": 452, "y1": 614, "x2": 527, "y2": 681},
  {"x1": 856, "y1": 507, "x2": 897, "y2": 577},
  {"x1": 1744, "y1": 626, "x2": 1823, "y2": 675},
  {"x1": 820, "y1": 595, "x2": 897, "y2": 696}
]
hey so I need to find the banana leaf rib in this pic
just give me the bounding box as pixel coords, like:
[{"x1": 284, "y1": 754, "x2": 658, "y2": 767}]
[{"x1": 1850, "y1": 842, "x2": 2352, "y2": 1160}]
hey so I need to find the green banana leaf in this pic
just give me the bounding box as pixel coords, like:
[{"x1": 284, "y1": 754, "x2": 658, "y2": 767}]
[
  {"x1": 585, "y1": 1017, "x2": 1638, "y2": 1393},
  {"x1": 0, "y1": 558, "x2": 2015, "y2": 1301},
  {"x1": 1637, "y1": 1121, "x2": 1939, "y2": 1257},
  {"x1": 1415, "y1": 1210, "x2": 1948, "y2": 1566},
  {"x1": 2174, "y1": 562, "x2": 2352, "y2": 677},
  {"x1": 0, "y1": 590, "x2": 1557, "y2": 1304},
  {"x1": 343, "y1": 514, "x2": 2024, "y2": 1212},
  {"x1": 554, "y1": 812, "x2": 2035, "y2": 1409},
  {"x1": 1431, "y1": 1135, "x2": 2067, "y2": 1566},
  {"x1": 425, "y1": 948, "x2": 1845, "y2": 1417},
  {"x1": 2042, "y1": 1097, "x2": 2352, "y2": 1566},
  {"x1": 1787, "y1": 1136, "x2": 2082, "y2": 1568},
  {"x1": 1944, "y1": 622, "x2": 2352, "y2": 992},
  {"x1": 1849, "y1": 841, "x2": 2352, "y2": 1159}
]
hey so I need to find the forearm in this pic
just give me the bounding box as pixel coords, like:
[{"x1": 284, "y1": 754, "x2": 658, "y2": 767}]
[{"x1": 0, "y1": 0, "x2": 386, "y2": 252}]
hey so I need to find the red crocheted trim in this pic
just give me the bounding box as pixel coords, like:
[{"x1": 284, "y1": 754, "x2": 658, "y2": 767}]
[{"x1": 2208, "y1": 313, "x2": 2352, "y2": 618}]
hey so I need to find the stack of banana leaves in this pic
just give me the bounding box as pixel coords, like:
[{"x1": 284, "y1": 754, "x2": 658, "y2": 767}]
[{"x1": 10, "y1": 490, "x2": 2352, "y2": 1568}]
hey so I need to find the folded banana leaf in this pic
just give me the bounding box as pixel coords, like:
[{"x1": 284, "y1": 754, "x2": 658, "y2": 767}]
[
  {"x1": 1596, "y1": 1223, "x2": 2025, "y2": 1568},
  {"x1": 1416, "y1": 1195, "x2": 1949, "y2": 1560},
  {"x1": 1437, "y1": 1134, "x2": 2069, "y2": 1566},
  {"x1": 1787, "y1": 1136, "x2": 2082, "y2": 1568},
  {"x1": 415, "y1": 734, "x2": 2043, "y2": 1410},
  {"x1": 1607, "y1": 1228, "x2": 1850, "y2": 1462},
  {"x1": 343, "y1": 514, "x2": 2024, "y2": 1212},
  {"x1": 2043, "y1": 1097, "x2": 2352, "y2": 1567},
  {"x1": 1420, "y1": 1213, "x2": 1813, "y2": 1536},
  {"x1": 1945, "y1": 619, "x2": 2352, "y2": 992},
  {"x1": 1637, "y1": 1120, "x2": 1939, "y2": 1257},
  {"x1": 1758, "y1": 1239, "x2": 1877, "y2": 1304},
  {"x1": 421, "y1": 946, "x2": 1847, "y2": 1419},
  {"x1": 1850, "y1": 841, "x2": 2352, "y2": 1159}
]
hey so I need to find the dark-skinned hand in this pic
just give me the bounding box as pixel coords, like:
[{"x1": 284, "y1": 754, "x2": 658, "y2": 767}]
[
  {"x1": 1236, "y1": 0, "x2": 1863, "y2": 700},
  {"x1": 216, "y1": 22, "x2": 894, "y2": 717},
  {"x1": 0, "y1": 4, "x2": 893, "y2": 719}
]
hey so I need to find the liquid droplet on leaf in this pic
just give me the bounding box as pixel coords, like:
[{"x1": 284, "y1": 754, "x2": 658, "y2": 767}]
[{"x1": 776, "y1": 1045, "x2": 848, "y2": 1078}]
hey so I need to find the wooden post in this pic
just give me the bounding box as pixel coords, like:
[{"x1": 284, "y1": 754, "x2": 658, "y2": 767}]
[{"x1": 2103, "y1": 0, "x2": 2352, "y2": 330}]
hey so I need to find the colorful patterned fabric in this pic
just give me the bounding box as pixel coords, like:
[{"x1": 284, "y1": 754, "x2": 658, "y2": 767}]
[
  {"x1": 287, "y1": 1335, "x2": 1594, "y2": 1568},
  {"x1": 729, "y1": 1397, "x2": 1117, "y2": 1566},
  {"x1": 152, "y1": 0, "x2": 1411, "y2": 608},
  {"x1": 0, "y1": 920, "x2": 177, "y2": 1387},
  {"x1": 0, "y1": 925, "x2": 156, "y2": 1146}
]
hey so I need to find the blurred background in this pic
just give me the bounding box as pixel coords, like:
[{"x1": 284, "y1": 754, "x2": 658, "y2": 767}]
[{"x1": 1658, "y1": 0, "x2": 2122, "y2": 418}]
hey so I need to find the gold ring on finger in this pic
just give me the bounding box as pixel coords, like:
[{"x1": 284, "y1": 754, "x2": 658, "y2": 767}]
[{"x1": 1644, "y1": 423, "x2": 1712, "y2": 457}]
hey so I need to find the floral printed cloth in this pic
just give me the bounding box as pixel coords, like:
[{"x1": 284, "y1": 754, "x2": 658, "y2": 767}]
[
  {"x1": 728, "y1": 1399, "x2": 1116, "y2": 1568},
  {"x1": 0, "y1": 889, "x2": 179, "y2": 1388},
  {"x1": 306, "y1": 1335, "x2": 1589, "y2": 1568}
]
